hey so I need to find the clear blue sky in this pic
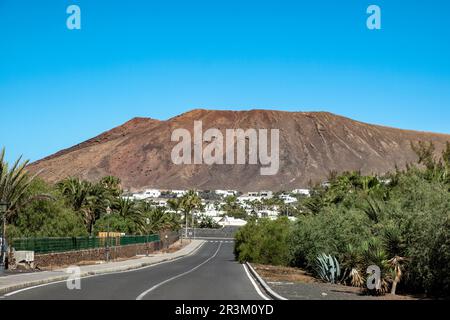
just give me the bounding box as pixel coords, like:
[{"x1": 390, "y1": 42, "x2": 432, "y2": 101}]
[{"x1": 1, "y1": 0, "x2": 450, "y2": 163}]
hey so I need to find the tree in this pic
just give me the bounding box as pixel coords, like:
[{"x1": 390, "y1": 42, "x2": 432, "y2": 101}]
[
  {"x1": 180, "y1": 190, "x2": 203, "y2": 232},
  {"x1": 221, "y1": 196, "x2": 247, "y2": 219},
  {"x1": 7, "y1": 178, "x2": 86, "y2": 238},
  {"x1": 0, "y1": 148, "x2": 42, "y2": 224},
  {"x1": 196, "y1": 214, "x2": 220, "y2": 229},
  {"x1": 411, "y1": 141, "x2": 436, "y2": 170},
  {"x1": 144, "y1": 206, "x2": 180, "y2": 234},
  {"x1": 112, "y1": 197, "x2": 146, "y2": 233},
  {"x1": 100, "y1": 176, "x2": 122, "y2": 197},
  {"x1": 57, "y1": 177, "x2": 110, "y2": 235},
  {"x1": 167, "y1": 198, "x2": 182, "y2": 215}
]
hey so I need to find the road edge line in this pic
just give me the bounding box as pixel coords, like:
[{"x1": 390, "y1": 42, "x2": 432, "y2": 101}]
[
  {"x1": 242, "y1": 264, "x2": 271, "y2": 301},
  {"x1": 245, "y1": 262, "x2": 288, "y2": 301}
]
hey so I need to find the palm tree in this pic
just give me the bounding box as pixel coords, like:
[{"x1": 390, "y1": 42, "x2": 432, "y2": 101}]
[
  {"x1": 383, "y1": 227, "x2": 408, "y2": 295},
  {"x1": 167, "y1": 198, "x2": 182, "y2": 216},
  {"x1": 113, "y1": 198, "x2": 146, "y2": 233},
  {"x1": 144, "y1": 207, "x2": 180, "y2": 234},
  {"x1": 57, "y1": 177, "x2": 110, "y2": 235},
  {"x1": 0, "y1": 148, "x2": 41, "y2": 223},
  {"x1": 180, "y1": 190, "x2": 203, "y2": 237},
  {"x1": 100, "y1": 176, "x2": 122, "y2": 197}
]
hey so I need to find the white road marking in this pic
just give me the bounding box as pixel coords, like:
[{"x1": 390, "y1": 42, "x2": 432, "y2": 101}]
[
  {"x1": 136, "y1": 243, "x2": 223, "y2": 300},
  {"x1": 3, "y1": 242, "x2": 206, "y2": 298},
  {"x1": 243, "y1": 264, "x2": 271, "y2": 301}
]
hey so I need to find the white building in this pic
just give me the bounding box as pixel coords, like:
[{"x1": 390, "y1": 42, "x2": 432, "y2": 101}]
[
  {"x1": 214, "y1": 216, "x2": 247, "y2": 227},
  {"x1": 143, "y1": 189, "x2": 162, "y2": 198},
  {"x1": 126, "y1": 188, "x2": 162, "y2": 201},
  {"x1": 237, "y1": 195, "x2": 262, "y2": 204},
  {"x1": 256, "y1": 210, "x2": 279, "y2": 219},
  {"x1": 153, "y1": 199, "x2": 168, "y2": 208},
  {"x1": 215, "y1": 190, "x2": 238, "y2": 198},
  {"x1": 280, "y1": 194, "x2": 297, "y2": 204},
  {"x1": 238, "y1": 191, "x2": 273, "y2": 203},
  {"x1": 199, "y1": 202, "x2": 224, "y2": 217},
  {"x1": 172, "y1": 190, "x2": 188, "y2": 198},
  {"x1": 292, "y1": 189, "x2": 311, "y2": 196}
]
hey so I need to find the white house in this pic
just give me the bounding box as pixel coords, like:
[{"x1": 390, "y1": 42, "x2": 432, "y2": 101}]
[
  {"x1": 153, "y1": 199, "x2": 168, "y2": 208},
  {"x1": 126, "y1": 188, "x2": 162, "y2": 201},
  {"x1": 237, "y1": 195, "x2": 263, "y2": 204},
  {"x1": 256, "y1": 210, "x2": 279, "y2": 219},
  {"x1": 171, "y1": 190, "x2": 188, "y2": 198},
  {"x1": 238, "y1": 191, "x2": 273, "y2": 203},
  {"x1": 215, "y1": 216, "x2": 247, "y2": 227},
  {"x1": 199, "y1": 203, "x2": 224, "y2": 217},
  {"x1": 215, "y1": 190, "x2": 238, "y2": 198},
  {"x1": 143, "y1": 189, "x2": 162, "y2": 198},
  {"x1": 292, "y1": 189, "x2": 311, "y2": 196},
  {"x1": 280, "y1": 194, "x2": 297, "y2": 204}
]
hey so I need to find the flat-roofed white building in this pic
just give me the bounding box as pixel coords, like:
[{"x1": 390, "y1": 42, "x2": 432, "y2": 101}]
[
  {"x1": 215, "y1": 216, "x2": 247, "y2": 227},
  {"x1": 292, "y1": 189, "x2": 311, "y2": 196},
  {"x1": 256, "y1": 210, "x2": 279, "y2": 219},
  {"x1": 280, "y1": 194, "x2": 297, "y2": 204},
  {"x1": 172, "y1": 190, "x2": 188, "y2": 198},
  {"x1": 198, "y1": 203, "x2": 224, "y2": 217},
  {"x1": 215, "y1": 190, "x2": 238, "y2": 198},
  {"x1": 143, "y1": 189, "x2": 162, "y2": 198}
]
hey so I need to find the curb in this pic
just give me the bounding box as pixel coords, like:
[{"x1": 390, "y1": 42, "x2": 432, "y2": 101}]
[
  {"x1": 0, "y1": 240, "x2": 205, "y2": 296},
  {"x1": 245, "y1": 262, "x2": 288, "y2": 301}
]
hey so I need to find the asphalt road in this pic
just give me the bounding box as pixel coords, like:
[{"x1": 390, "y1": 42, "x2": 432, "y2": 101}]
[{"x1": 3, "y1": 241, "x2": 266, "y2": 300}]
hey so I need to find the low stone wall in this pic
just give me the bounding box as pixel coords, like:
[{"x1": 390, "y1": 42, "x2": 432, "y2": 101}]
[{"x1": 31, "y1": 232, "x2": 179, "y2": 268}]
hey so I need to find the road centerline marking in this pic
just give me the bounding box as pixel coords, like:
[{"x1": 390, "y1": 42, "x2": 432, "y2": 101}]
[{"x1": 136, "y1": 242, "x2": 223, "y2": 300}]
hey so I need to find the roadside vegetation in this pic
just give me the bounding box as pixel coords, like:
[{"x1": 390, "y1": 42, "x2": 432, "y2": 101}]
[
  {"x1": 235, "y1": 142, "x2": 450, "y2": 298},
  {"x1": 0, "y1": 148, "x2": 193, "y2": 240}
]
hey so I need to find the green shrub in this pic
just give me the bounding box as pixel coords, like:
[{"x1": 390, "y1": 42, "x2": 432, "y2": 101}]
[{"x1": 234, "y1": 217, "x2": 293, "y2": 266}]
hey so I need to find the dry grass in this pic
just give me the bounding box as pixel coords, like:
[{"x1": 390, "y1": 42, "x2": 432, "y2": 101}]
[{"x1": 252, "y1": 263, "x2": 319, "y2": 284}]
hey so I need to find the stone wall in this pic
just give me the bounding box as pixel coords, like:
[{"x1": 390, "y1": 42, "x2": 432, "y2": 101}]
[{"x1": 30, "y1": 232, "x2": 179, "y2": 268}]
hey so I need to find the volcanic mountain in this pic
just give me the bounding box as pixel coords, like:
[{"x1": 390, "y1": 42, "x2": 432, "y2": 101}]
[{"x1": 27, "y1": 109, "x2": 450, "y2": 192}]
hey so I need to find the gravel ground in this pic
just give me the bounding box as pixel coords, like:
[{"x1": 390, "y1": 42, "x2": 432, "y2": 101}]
[{"x1": 253, "y1": 264, "x2": 420, "y2": 300}]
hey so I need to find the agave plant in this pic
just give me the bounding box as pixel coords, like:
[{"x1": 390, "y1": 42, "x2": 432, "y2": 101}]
[{"x1": 314, "y1": 253, "x2": 341, "y2": 284}]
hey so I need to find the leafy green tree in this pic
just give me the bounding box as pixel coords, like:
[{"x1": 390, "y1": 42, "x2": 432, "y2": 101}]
[
  {"x1": 112, "y1": 197, "x2": 146, "y2": 233},
  {"x1": 196, "y1": 214, "x2": 220, "y2": 229},
  {"x1": 7, "y1": 178, "x2": 86, "y2": 238},
  {"x1": 221, "y1": 196, "x2": 247, "y2": 219},
  {"x1": 234, "y1": 217, "x2": 293, "y2": 266}
]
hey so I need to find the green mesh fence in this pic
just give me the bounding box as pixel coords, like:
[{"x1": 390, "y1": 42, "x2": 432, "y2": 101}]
[{"x1": 12, "y1": 234, "x2": 161, "y2": 254}]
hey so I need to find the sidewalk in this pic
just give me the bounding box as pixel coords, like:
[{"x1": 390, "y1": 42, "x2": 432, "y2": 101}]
[{"x1": 0, "y1": 240, "x2": 204, "y2": 295}]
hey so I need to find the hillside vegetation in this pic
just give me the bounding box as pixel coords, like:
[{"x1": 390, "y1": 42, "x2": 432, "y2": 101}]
[{"x1": 235, "y1": 142, "x2": 450, "y2": 297}]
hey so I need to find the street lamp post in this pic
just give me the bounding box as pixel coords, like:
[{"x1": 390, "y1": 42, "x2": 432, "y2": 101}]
[
  {"x1": 105, "y1": 206, "x2": 112, "y2": 262},
  {"x1": 0, "y1": 202, "x2": 9, "y2": 274}
]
